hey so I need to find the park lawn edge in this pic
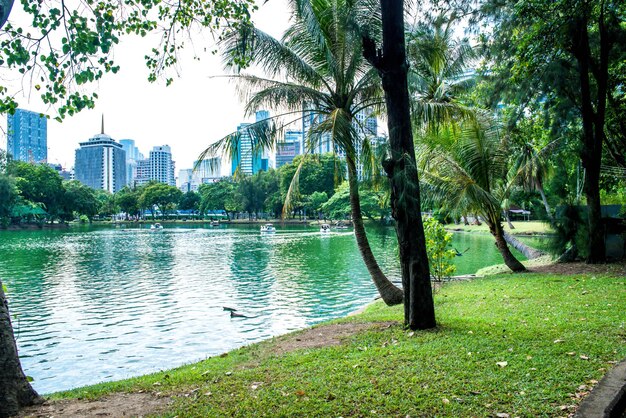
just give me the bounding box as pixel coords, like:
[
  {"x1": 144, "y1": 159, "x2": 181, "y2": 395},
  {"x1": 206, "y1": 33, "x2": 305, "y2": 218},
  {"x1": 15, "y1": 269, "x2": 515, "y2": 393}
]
[
  {"x1": 444, "y1": 220, "x2": 553, "y2": 236},
  {"x1": 46, "y1": 272, "x2": 625, "y2": 417}
]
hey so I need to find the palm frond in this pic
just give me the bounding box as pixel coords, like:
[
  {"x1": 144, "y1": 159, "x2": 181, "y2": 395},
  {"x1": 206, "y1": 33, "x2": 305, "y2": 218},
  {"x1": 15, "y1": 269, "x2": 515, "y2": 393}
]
[
  {"x1": 235, "y1": 76, "x2": 328, "y2": 114},
  {"x1": 416, "y1": 117, "x2": 507, "y2": 221},
  {"x1": 221, "y1": 24, "x2": 327, "y2": 91}
]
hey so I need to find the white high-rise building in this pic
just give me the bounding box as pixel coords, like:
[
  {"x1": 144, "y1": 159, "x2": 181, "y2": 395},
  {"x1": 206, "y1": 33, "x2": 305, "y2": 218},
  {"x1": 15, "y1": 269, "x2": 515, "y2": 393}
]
[
  {"x1": 149, "y1": 145, "x2": 176, "y2": 186},
  {"x1": 134, "y1": 145, "x2": 176, "y2": 186}
]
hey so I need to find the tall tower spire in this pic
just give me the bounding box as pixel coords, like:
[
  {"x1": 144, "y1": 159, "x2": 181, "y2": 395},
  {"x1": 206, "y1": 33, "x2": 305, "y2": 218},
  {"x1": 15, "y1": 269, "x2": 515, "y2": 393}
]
[{"x1": 101, "y1": 114, "x2": 105, "y2": 134}]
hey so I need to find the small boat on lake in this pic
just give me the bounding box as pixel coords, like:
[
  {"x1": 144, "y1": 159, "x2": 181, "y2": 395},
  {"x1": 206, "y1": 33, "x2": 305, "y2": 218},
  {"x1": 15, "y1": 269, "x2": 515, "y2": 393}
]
[
  {"x1": 260, "y1": 223, "x2": 276, "y2": 233},
  {"x1": 333, "y1": 222, "x2": 350, "y2": 230},
  {"x1": 150, "y1": 223, "x2": 163, "y2": 231},
  {"x1": 210, "y1": 220, "x2": 220, "y2": 227},
  {"x1": 320, "y1": 223, "x2": 331, "y2": 234}
]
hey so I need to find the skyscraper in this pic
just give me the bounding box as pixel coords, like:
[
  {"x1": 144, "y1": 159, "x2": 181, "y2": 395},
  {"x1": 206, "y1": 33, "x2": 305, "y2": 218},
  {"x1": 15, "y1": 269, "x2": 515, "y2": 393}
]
[
  {"x1": 177, "y1": 157, "x2": 222, "y2": 192},
  {"x1": 135, "y1": 159, "x2": 151, "y2": 186},
  {"x1": 302, "y1": 107, "x2": 378, "y2": 179},
  {"x1": 7, "y1": 109, "x2": 48, "y2": 163},
  {"x1": 231, "y1": 123, "x2": 257, "y2": 176},
  {"x1": 135, "y1": 145, "x2": 176, "y2": 186},
  {"x1": 230, "y1": 110, "x2": 275, "y2": 176},
  {"x1": 255, "y1": 110, "x2": 270, "y2": 122},
  {"x1": 74, "y1": 120, "x2": 126, "y2": 193},
  {"x1": 275, "y1": 130, "x2": 303, "y2": 168},
  {"x1": 302, "y1": 108, "x2": 332, "y2": 154},
  {"x1": 194, "y1": 157, "x2": 222, "y2": 181},
  {"x1": 256, "y1": 110, "x2": 271, "y2": 170},
  {"x1": 119, "y1": 139, "x2": 144, "y2": 187},
  {"x1": 149, "y1": 145, "x2": 176, "y2": 186},
  {"x1": 177, "y1": 168, "x2": 195, "y2": 192}
]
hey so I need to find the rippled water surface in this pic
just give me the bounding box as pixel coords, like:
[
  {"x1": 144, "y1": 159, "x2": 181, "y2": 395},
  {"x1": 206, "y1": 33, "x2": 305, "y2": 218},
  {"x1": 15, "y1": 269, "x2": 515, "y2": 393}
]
[{"x1": 0, "y1": 224, "x2": 522, "y2": 394}]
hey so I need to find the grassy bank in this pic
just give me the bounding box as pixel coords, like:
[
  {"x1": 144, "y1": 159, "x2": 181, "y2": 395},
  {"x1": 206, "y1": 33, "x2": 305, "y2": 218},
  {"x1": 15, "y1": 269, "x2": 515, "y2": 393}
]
[
  {"x1": 46, "y1": 272, "x2": 625, "y2": 417},
  {"x1": 445, "y1": 220, "x2": 553, "y2": 235}
]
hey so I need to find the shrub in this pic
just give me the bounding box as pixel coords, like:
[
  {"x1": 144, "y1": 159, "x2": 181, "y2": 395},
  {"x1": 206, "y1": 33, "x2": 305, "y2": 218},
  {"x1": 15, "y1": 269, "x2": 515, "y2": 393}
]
[
  {"x1": 549, "y1": 204, "x2": 588, "y2": 260},
  {"x1": 422, "y1": 217, "x2": 457, "y2": 281}
]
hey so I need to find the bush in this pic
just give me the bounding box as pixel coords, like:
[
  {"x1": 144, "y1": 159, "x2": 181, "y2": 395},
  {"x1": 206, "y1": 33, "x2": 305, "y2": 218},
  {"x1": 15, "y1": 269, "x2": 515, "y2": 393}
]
[
  {"x1": 549, "y1": 204, "x2": 588, "y2": 260},
  {"x1": 422, "y1": 217, "x2": 457, "y2": 281},
  {"x1": 432, "y1": 208, "x2": 453, "y2": 224}
]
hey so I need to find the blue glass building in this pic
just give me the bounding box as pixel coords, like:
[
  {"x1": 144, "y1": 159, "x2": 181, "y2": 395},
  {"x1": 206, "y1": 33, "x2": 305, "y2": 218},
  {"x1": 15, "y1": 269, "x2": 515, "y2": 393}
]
[
  {"x1": 7, "y1": 109, "x2": 48, "y2": 163},
  {"x1": 74, "y1": 124, "x2": 126, "y2": 193},
  {"x1": 231, "y1": 111, "x2": 271, "y2": 176}
]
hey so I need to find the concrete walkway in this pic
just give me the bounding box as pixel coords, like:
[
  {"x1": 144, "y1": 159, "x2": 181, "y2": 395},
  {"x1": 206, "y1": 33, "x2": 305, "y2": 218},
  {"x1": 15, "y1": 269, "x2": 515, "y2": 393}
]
[{"x1": 574, "y1": 358, "x2": 626, "y2": 417}]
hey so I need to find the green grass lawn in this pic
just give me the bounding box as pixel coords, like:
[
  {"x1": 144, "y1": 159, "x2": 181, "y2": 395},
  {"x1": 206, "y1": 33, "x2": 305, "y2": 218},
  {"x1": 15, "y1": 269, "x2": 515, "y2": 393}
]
[
  {"x1": 54, "y1": 273, "x2": 625, "y2": 417},
  {"x1": 445, "y1": 220, "x2": 553, "y2": 235}
]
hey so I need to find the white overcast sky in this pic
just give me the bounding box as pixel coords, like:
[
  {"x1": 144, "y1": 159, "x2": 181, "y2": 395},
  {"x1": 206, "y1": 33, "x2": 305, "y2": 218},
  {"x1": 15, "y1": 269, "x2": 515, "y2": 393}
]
[{"x1": 1, "y1": 1, "x2": 290, "y2": 171}]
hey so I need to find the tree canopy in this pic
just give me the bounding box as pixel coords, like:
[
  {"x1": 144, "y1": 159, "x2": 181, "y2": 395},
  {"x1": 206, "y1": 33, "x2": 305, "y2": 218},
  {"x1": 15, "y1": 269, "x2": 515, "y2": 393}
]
[{"x1": 0, "y1": 0, "x2": 256, "y2": 119}]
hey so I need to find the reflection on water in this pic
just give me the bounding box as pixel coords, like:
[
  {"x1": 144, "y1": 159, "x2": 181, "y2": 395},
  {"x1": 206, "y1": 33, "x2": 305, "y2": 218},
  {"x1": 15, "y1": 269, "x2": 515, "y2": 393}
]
[{"x1": 0, "y1": 224, "x2": 521, "y2": 394}]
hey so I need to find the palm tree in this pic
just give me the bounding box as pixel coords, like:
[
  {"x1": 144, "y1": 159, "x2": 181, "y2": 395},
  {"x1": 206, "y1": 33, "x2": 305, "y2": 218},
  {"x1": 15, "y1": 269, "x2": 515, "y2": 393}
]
[
  {"x1": 406, "y1": 13, "x2": 481, "y2": 226},
  {"x1": 406, "y1": 13, "x2": 478, "y2": 131},
  {"x1": 510, "y1": 139, "x2": 555, "y2": 222},
  {"x1": 417, "y1": 119, "x2": 527, "y2": 272},
  {"x1": 204, "y1": 0, "x2": 403, "y2": 305}
]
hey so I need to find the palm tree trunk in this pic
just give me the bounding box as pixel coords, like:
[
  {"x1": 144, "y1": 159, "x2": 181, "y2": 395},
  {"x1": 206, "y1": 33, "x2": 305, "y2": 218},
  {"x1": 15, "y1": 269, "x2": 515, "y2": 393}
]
[
  {"x1": 505, "y1": 211, "x2": 515, "y2": 229},
  {"x1": 0, "y1": 280, "x2": 43, "y2": 417},
  {"x1": 486, "y1": 219, "x2": 526, "y2": 272},
  {"x1": 503, "y1": 232, "x2": 544, "y2": 259},
  {"x1": 537, "y1": 185, "x2": 553, "y2": 221},
  {"x1": 346, "y1": 157, "x2": 403, "y2": 306}
]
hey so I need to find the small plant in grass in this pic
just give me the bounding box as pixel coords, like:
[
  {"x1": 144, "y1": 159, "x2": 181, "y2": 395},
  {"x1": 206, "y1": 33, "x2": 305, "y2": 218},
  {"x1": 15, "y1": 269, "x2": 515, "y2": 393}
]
[{"x1": 423, "y1": 216, "x2": 457, "y2": 281}]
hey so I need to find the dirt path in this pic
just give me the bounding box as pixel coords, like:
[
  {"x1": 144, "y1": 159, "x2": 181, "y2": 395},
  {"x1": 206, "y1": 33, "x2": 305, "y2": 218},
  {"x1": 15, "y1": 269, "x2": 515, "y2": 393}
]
[
  {"x1": 18, "y1": 322, "x2": 394, "y2": 418},
  {"x1": 19, "y1": 392, "x2": 172, "y2": 418},
  {"x1": 527, "y1": 260, "x2": 625, "y2": 276}
]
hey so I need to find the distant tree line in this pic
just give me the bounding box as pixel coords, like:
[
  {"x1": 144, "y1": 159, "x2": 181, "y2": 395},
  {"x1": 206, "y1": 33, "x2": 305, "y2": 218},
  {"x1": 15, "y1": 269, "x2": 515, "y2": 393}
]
[
  {"x1": 0, "y1": 152, "x2": 396, "y2": 227},
  {"x1": 0, "y1": 151, "x2": 118, "y2": 227}
]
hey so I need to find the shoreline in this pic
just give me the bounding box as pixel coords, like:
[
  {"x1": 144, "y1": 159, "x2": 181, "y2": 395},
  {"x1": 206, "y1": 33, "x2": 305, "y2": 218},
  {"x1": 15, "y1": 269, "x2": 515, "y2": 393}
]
[{"x1": 2, "y1": 223, "x2": 70, "y2": 231}]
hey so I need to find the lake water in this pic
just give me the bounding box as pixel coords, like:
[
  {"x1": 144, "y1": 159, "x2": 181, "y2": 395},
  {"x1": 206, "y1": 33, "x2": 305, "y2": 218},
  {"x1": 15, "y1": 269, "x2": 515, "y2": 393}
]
[{"x1": 0, "y1": 224, "x2": 525, "y2": 394}]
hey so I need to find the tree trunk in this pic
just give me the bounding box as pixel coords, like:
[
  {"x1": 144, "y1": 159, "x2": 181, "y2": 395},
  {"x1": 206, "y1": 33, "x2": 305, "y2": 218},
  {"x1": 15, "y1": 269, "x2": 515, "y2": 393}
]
[
  {"x1": 503, "y1": 231, "x2": 544, "y2": 259},
  {"x1": 487, "y1": 220, "x2": 527, "y2": 272},
  {"x1": 0, "y1": 279, "x2": 43, "y2": 418},
  {"x1": 346, "y1": 157, "x2": 403, "y2": 306},
  {"x1": 363, "y1": 0, "x2": 436, "y2": 330},
  {"x1": 505, "y1": 211, "x2": 515, "y2": 229},
  {"x1": 571, "y1": 11, "x2": 607, "y2": 263},
  {"x1": 583, "y1": 167, "x2": 605, "y2": 263},
  {"x1": 537, "y1": 185, "x2": 553, "y2": 221}
]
